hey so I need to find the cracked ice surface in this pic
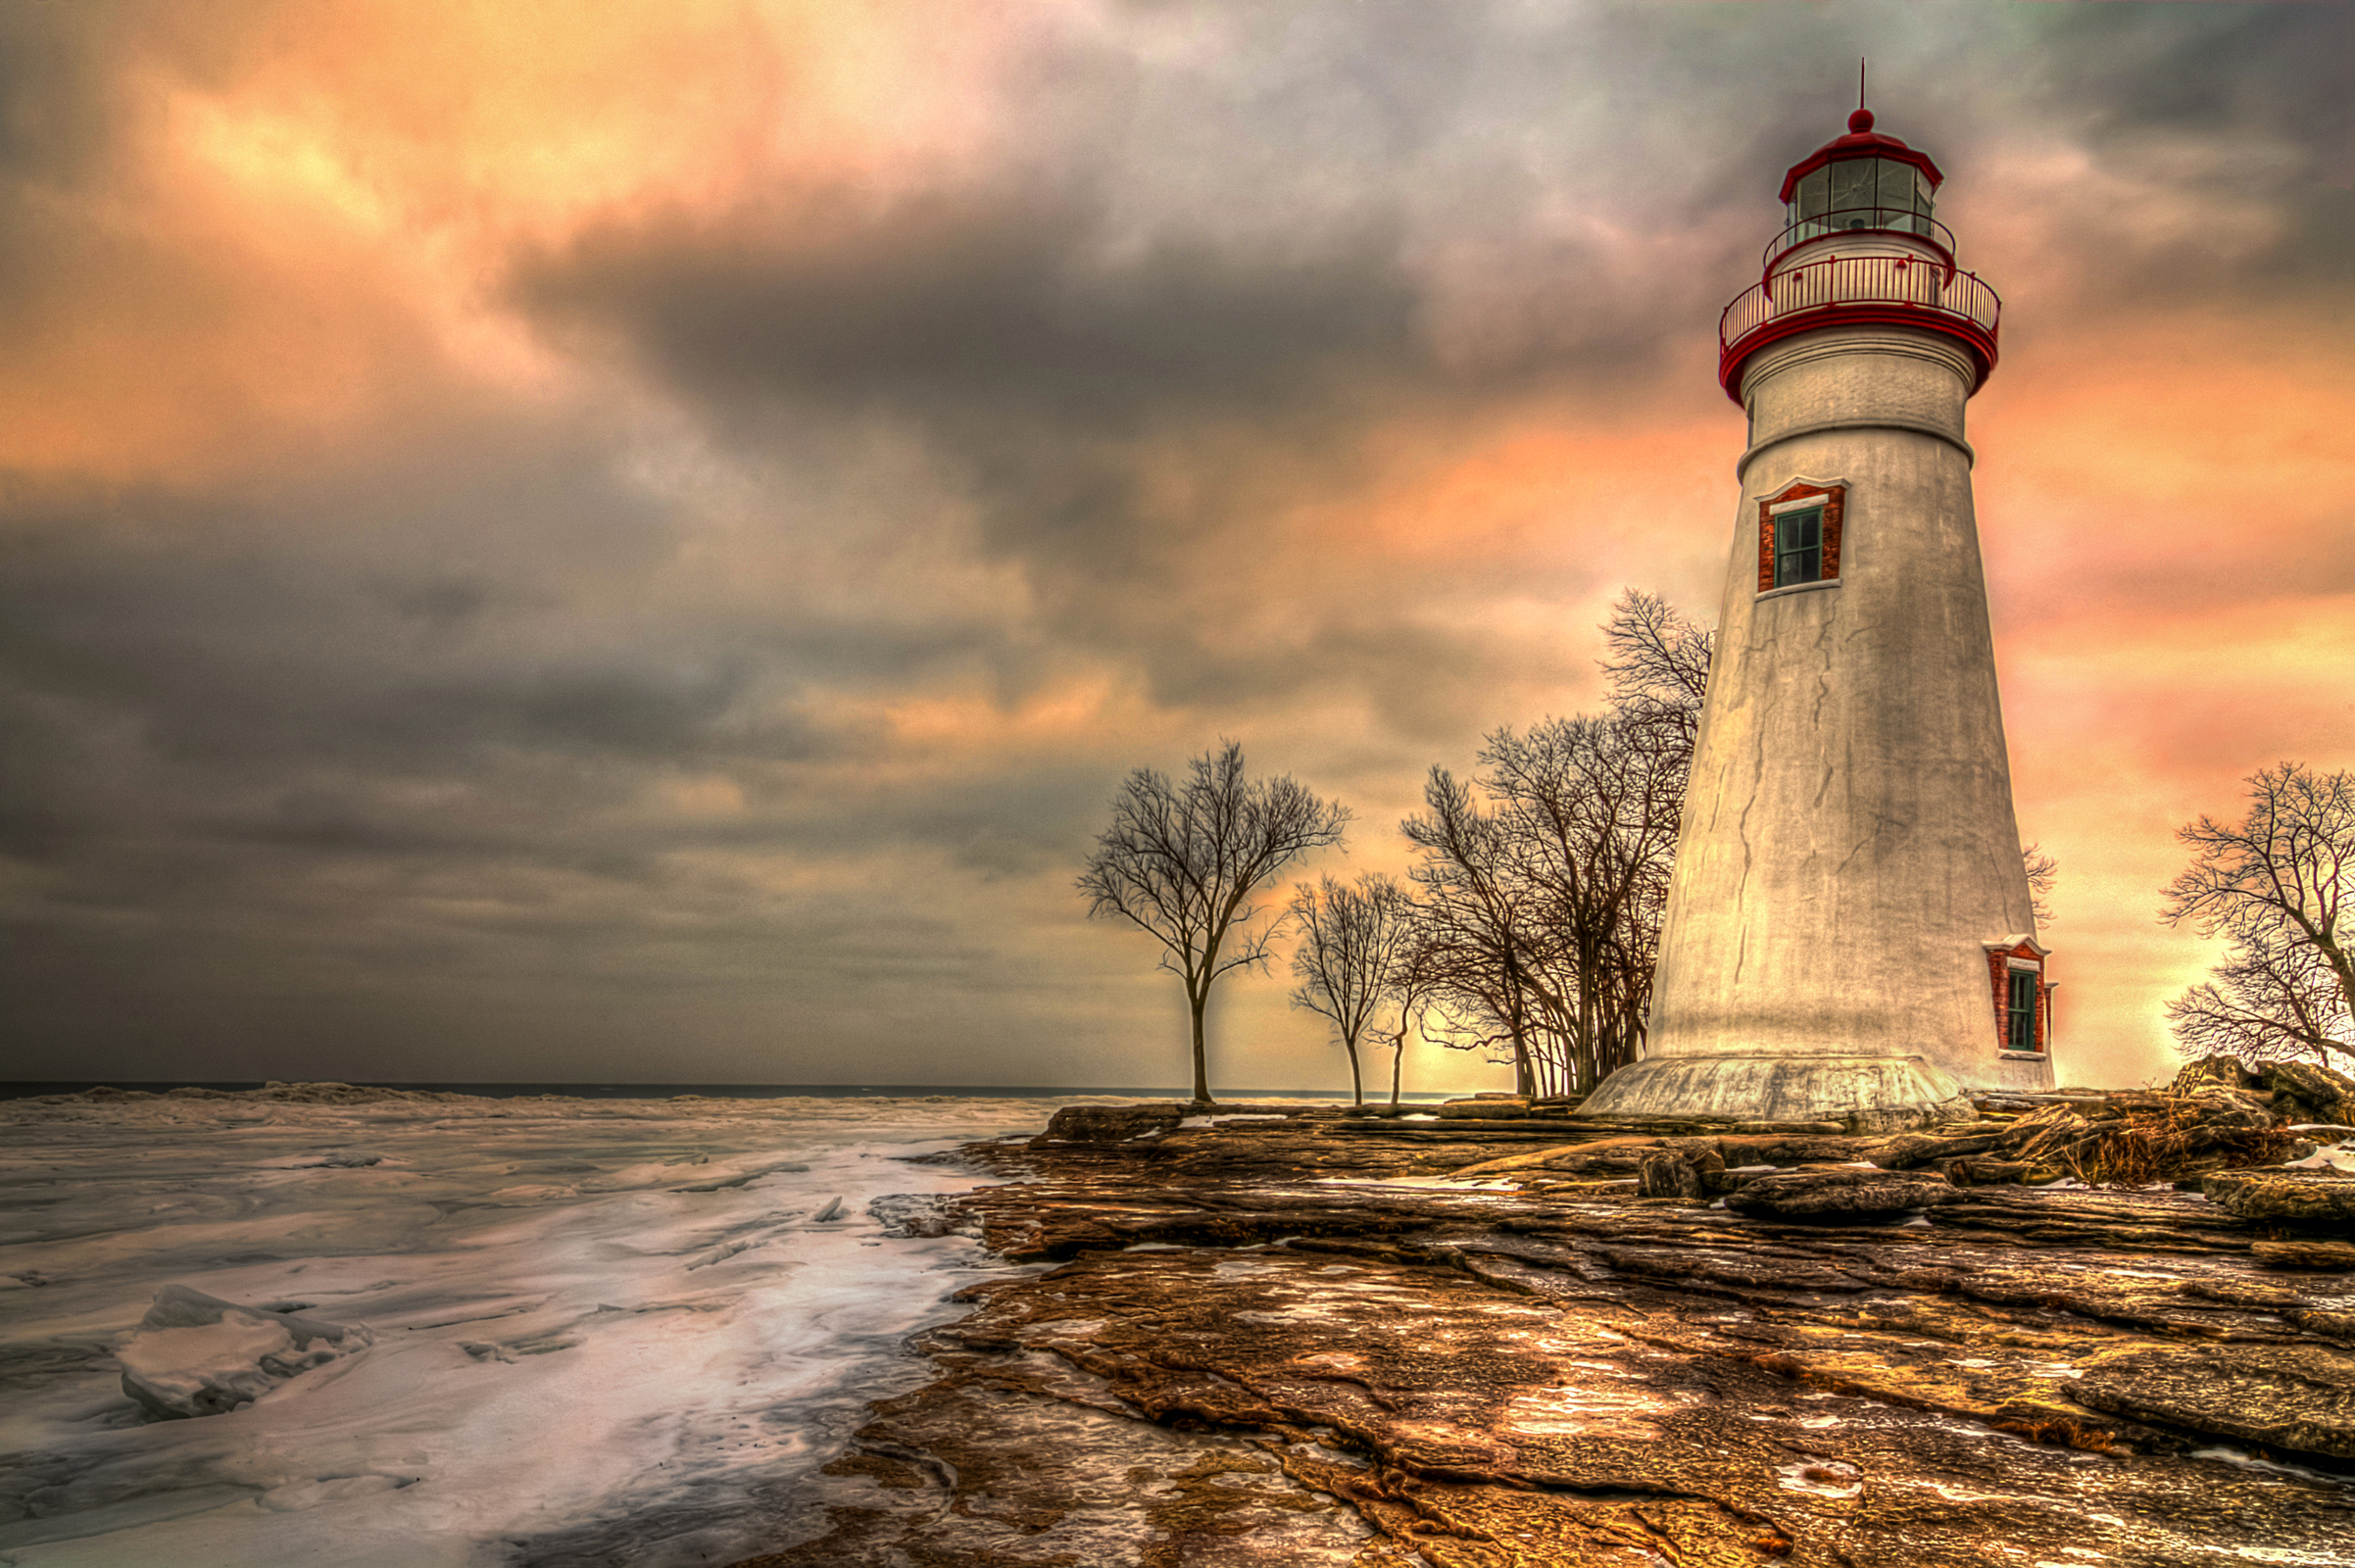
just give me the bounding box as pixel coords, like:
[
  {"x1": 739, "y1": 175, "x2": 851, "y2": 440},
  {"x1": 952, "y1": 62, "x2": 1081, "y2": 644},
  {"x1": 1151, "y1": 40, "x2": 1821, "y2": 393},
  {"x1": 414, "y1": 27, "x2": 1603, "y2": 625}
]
[{"x1": 0, "y1": 1093, "x2": 1062, "y2": 1567}]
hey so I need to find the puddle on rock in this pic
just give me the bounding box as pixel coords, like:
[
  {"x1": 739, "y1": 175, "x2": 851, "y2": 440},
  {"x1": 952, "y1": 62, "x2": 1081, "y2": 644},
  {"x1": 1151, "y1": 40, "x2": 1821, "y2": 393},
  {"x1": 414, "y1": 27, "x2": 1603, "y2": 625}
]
[{"x1": 1777, "y1": 1457, "x2": 1864, "y2": 1499}]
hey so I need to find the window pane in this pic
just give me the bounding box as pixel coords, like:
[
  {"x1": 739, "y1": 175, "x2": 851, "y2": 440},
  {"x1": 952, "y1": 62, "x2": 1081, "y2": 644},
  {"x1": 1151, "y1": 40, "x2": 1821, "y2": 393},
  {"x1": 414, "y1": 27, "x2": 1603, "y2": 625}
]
[
  {"x1": 1830, "y1": 159, "x2": 1875, "y2": 221},
  {"x1": 1878, "y1": 161, "x2": 1913, "y2": 218},
  {"x1": 1774, "y1": 508, "x2": 1824, "y2": 587},
  {"x1": 1798, "y1": 168, "x2": 1829, "y2": 220},
  {"x1": 2007, "y1": 971, "x2": 2038, "y2": 1051}
]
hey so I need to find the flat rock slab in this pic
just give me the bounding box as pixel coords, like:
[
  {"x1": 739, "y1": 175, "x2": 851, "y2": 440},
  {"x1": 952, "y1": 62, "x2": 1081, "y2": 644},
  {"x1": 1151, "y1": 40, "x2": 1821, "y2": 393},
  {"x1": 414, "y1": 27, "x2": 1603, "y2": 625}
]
[
  {"x1": 2205, "y1": 1167, "x2": 2355, "y2": 1230},
  {"x1": 738, "y1": 1243, "x2": 2355, "y2": 1567},
  {"x1": 1724, "y1": 1166, "x2": 1958, "y2": 1220},
  {"x1": 2256, "y1": 1238, "x2": 2355, "y2": 1271},
  {"x1": 726, "y1": 1108, "x2": 2355, "y2": 1567},
  {"x1": 2076, "y1": 1343, "x2": 2355, "y2": 1459}
]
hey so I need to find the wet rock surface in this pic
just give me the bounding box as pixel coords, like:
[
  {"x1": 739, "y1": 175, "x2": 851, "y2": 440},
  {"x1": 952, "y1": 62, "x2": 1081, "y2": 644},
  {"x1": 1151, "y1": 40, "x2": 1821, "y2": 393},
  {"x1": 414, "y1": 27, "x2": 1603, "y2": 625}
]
[{"x1": 732, "y1": 1103, "x2": 2355, "y2": 1567}]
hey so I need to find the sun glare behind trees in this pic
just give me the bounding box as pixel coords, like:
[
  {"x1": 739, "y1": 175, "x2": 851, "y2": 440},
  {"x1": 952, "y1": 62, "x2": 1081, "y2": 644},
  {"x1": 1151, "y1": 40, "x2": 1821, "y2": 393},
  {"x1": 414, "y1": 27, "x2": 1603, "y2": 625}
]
[{"x1": 1079, "y1": 591, "x2": 1718, "y2": 1104}]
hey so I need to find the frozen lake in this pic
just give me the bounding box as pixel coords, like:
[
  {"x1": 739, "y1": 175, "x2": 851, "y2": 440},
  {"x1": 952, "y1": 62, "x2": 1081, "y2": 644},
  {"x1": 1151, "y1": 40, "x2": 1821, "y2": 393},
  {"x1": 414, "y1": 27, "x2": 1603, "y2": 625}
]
[{"x1": 0, "y1": 1088, "x2": 1075, "y2": 1566}]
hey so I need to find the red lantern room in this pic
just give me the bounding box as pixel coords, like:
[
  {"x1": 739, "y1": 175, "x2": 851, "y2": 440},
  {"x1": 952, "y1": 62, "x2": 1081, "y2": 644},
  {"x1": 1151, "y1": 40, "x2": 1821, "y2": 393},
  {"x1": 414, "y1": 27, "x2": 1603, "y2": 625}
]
[
  {"x1": 1775, "y1": 108, "x2": 1946, "y2": 260},
  {"x1": 1718, "y1": 107, "x2": 2001, "y2": 405}
]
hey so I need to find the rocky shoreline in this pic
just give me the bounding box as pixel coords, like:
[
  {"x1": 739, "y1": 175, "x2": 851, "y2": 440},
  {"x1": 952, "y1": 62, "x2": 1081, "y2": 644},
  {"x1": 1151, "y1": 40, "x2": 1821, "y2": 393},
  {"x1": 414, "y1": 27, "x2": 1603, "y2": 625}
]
[{"x1": 730, "y1": 1090, "x2": 2355, "y2": 1567}]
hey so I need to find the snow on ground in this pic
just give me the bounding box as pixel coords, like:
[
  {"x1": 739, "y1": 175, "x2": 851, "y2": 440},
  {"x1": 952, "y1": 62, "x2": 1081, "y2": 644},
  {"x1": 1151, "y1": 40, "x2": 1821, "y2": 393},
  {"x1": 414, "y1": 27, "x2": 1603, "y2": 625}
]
[
  {"x1": 2284, "y1": 1129, "x2": 2355, "y2": 1173},
  {"x1": 0, "y1": 1092, "x2": 1069, "y2": 1567}
]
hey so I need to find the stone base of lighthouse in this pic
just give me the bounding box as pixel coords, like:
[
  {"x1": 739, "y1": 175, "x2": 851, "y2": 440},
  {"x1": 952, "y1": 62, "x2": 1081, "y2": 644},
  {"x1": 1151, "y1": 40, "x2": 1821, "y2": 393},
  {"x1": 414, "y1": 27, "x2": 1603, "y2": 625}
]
[{"x1": 1578, "y1": 1053, "x2": 1974, "y2": 1132}]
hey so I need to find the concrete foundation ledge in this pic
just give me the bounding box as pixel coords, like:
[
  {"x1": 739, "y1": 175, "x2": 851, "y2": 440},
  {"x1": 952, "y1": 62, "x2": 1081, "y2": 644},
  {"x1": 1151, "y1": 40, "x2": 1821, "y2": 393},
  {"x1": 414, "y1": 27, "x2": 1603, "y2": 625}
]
[{"x1": 1578, "y1": 1054, "x2": 1974, "y2": 1133}]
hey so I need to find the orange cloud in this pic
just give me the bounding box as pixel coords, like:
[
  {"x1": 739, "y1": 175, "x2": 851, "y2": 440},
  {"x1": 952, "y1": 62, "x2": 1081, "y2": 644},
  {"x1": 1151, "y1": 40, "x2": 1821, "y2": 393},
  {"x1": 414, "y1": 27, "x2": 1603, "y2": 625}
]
[{"x1": 0, "y1": 1, "x2": 1045, "y2": 484}]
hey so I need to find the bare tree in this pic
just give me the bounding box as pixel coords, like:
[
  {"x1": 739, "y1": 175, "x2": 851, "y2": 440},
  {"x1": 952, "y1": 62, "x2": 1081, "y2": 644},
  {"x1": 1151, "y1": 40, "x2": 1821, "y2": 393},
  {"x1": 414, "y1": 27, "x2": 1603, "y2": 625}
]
[
  {"x1": 1078, "y1": 741, "x2": 1349, "y2": 1103},
  {"x1": 1483, "y1": 712, "x2": 1688, "y2": 1090},
  {"x1": 1373, "y1": 906, "x2": 1447, "y2": 1106},
  {"x1": 1401, "y1": 766, "x2": 1547, "y2": 1096},
  {"x1": 2168, "y1": 925, "x2": 2355, "y2": 1067},
  {"x1": 2023, "y1": 843, "x2": 2059, "y2": 929},
  {"x1": 1401, "y1": 720, "x2": 1681, "y2": 1099},
  {"x1": 1600, "y1": 588, "x2": 1714, "y2": 757},
  {"x1": 1287, "y1": 873, "x2": 1416, "y2": 1105},
  {"x1": 2162, "y1": 762, "x2": 2355, "y2": 1067}
]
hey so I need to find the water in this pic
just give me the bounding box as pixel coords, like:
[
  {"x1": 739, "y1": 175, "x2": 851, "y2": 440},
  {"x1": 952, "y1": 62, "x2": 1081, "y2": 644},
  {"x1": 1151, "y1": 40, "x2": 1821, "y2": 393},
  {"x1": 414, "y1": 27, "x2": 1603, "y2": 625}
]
[
  {"x1": 0, "y1": 1084, "x2": 1467, "y2": 1103},
  {"x1": 0, "y1": 1089, "x2": 1132, "y2": 1566}
]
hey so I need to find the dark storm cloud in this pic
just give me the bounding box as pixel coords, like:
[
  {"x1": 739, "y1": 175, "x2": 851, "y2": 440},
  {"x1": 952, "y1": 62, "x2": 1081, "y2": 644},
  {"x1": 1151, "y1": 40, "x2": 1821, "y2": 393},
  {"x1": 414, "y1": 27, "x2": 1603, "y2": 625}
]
[
  {"x1": 2017, "y1": 4, "x2": 2354, "y2": 288},
  {"x1": 518, "y1": 194, "x2": 1423, "y2": 426},
  {"x1": 0, "y1": 5, "x2": 114, "y2": 188},
  {"x1": 4, "y1": 0, "x2": 2349, "y2": 1085},
  {"x1": 2036, "y1": 4, "x2": 2350, "y2": 163},
  {"x1": 0, "y1": 456, "x2": 849, "y2": 889},
  {"x1": 512, "y1": 190, "x2": 1443, "y2": 669},
  {"x1": 504, "y1": 141, "x2": 1679, "y2": 730},
  {"x1": 501, "y1": 0, "x2": 2354, "y2": 676},
  {"x1": 0, "y1": 3, "x2": 119, "y2": 290}
]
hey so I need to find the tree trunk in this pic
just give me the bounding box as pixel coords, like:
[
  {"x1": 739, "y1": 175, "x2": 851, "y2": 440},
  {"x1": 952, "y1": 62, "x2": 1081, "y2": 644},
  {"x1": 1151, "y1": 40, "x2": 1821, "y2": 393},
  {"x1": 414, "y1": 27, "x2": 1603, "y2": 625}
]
[
  {"x1": 1503, "y1": 981, "x2": 1536, "y2": 1098},
  {"x1": 1345, "y1": 1039, "x2": 1363, "y2": 1105},
  {"x1": 1190, "y1": 986, "x2": 1212, "y2": 1104},
  {"x1": 1391, "y1": 1037, "x2": 1404, "y2": 1105}
]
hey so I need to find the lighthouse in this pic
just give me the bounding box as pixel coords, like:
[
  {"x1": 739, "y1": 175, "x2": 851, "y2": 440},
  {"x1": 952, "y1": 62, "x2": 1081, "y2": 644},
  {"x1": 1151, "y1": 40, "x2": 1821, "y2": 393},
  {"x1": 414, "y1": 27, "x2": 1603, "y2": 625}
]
[{"x1": 1582, "y1": 103, "x2": 2057, "y2": 1128}]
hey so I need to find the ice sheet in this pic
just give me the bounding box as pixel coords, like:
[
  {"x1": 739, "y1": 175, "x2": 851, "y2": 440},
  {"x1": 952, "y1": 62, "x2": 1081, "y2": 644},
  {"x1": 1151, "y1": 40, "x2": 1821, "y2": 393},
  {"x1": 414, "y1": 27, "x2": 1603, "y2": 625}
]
[{"x1": 0, "y1": 1091, "x2": 1067, "y2": 1567}]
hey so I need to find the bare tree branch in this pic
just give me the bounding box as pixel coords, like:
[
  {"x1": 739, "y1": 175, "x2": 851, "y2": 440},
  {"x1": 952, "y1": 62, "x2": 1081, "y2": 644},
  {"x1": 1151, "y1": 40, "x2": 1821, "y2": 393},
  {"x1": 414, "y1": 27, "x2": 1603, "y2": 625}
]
[
  {"x1": 1288, "y1": 873, "x2": 1416, "y2": 1105},
  {"x1": 2168, "y1": 924, "x2": 2355, "y2": 1068},
  {"x1": 2162, "y1": 762, "x2": 2355, "y2": 1069},
  {"x1": 2023, "y1": 842, "x2": 2059, "y2": 929},
  {"x1": 1078, "y1": 741, "x2": 1349, "y2": 1103}
]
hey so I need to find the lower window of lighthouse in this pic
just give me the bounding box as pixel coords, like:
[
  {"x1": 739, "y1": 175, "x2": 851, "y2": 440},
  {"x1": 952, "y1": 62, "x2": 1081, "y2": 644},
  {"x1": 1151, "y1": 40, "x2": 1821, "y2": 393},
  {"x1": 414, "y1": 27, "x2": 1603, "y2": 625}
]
[
  {"x1": 2006, "y1": 968, "x2": 2039, "y2": 1053},
  {"x1": 1774, "y1": 507, "x2": 1825, "y2": 586}
]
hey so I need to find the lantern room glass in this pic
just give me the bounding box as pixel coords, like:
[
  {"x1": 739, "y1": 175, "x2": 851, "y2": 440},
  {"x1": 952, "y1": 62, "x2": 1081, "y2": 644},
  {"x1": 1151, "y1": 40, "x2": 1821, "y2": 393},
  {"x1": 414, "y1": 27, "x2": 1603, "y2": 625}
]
[{"x1": 1785, "y1": 159, "x2": 1935, "y2": 244}]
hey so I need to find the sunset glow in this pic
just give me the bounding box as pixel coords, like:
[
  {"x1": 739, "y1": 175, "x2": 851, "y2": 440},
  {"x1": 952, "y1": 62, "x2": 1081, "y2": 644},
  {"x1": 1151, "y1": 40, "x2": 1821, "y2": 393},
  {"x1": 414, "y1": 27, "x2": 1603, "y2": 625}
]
[{"x1": 4, "y1": 1, "x2": 2348, "y2": 1093}]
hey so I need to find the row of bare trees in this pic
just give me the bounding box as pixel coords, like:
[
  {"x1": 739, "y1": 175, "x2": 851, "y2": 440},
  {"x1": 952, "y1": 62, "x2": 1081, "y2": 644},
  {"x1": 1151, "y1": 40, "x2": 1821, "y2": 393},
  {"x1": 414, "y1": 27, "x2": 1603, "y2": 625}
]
[
  {"x1": 1393, "y1": 592, "x2": 1710, "y2": 1099},
  {"x1": 1081, "y1": 592, "x2": 1712, "y2": 1104}
]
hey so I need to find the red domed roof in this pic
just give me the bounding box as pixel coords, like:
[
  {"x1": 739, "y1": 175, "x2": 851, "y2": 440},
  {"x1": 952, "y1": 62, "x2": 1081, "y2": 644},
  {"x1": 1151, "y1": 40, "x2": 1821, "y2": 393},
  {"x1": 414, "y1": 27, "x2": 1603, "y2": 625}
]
[{"x1": 1776, "y1": 109, "x2": 1944, "y2": 204}]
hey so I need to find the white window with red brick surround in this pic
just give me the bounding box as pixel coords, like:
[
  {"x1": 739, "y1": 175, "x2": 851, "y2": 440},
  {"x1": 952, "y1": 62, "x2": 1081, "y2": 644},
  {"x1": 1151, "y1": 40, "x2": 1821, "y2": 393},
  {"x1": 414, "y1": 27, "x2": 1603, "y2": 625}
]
[
  {"x1": 1984, "y1": 936, "x2": 2051, "y2": 1057},
  {"x1": 1756, "y1": 479, "x2": 1846, "y2": 595}
]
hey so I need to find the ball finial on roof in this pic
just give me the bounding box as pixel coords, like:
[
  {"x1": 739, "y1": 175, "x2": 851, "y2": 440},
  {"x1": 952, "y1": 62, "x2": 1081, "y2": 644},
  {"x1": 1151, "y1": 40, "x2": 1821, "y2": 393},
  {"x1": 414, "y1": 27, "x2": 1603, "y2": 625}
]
[{"x1": 1848, "y1": 108, "x2": 1875, "y2": 134}]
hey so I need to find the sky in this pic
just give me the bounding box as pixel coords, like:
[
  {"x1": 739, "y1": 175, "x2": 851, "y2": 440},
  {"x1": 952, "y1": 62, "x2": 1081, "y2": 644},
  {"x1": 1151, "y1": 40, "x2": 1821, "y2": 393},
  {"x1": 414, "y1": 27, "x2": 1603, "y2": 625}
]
[{"x1": 2, "y1": 0, "x2": 2349, "y2": 1095}]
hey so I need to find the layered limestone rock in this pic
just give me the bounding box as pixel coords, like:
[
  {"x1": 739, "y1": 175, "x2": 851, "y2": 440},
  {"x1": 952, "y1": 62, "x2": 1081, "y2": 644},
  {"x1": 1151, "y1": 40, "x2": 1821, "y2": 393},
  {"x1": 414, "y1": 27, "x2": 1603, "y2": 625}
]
[
  {"x1": 2205, "y1": 1167, "x2": 2355, "y2": 1228},
  {"x1": 728, "y1": 1103, "x2": 2355, "y2": 1567}
]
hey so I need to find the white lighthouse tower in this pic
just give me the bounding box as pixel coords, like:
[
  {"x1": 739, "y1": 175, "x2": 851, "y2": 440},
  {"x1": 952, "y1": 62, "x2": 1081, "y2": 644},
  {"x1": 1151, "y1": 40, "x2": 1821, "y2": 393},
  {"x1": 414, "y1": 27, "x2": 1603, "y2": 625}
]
[{"x1": 1582, "y1": 103, "x2": 2057, "y2": 1128}]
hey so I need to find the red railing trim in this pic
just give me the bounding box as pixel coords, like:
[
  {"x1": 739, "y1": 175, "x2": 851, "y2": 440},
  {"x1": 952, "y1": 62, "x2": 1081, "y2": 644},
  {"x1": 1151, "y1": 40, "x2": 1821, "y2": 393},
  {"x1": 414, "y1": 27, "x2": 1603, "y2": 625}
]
[{"x1": 1717, "y1": 252, "x2": 2001, "y2": 404}]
